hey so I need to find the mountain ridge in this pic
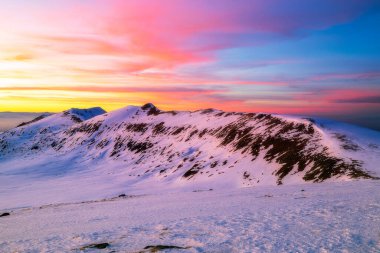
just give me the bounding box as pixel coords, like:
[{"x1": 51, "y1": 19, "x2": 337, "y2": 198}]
[{"x1": 0, "y1": 103, "x2": 379, "y2": 208}]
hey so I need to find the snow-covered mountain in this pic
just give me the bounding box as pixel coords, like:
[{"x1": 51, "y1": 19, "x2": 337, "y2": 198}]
[
  {"x1": 0, "y1": 107, "x2": 105, "y2": 157},
  {"x1": 0, "y1": 104, "x2": 379, "y2": 208}
]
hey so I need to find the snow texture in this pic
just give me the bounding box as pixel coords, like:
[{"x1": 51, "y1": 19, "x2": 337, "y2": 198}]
[{"x1": 1, "y1": 181, "x2": 379, "y2": 252}]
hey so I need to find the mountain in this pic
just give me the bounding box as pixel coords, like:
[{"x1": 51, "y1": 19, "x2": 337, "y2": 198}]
[
  {"x1": 0, "y1": 104, "x2": 379, "y2": 208},
  {"x1": 0, "y1": 107, "x2": 106, "y2": 156}
]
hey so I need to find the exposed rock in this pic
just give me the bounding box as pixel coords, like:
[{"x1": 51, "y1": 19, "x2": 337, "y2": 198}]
[
  {"x1": 0, "y1": 212, "x2": 10, "y2": 217},
  {"x1": 79, "y1": 242, "x2": 110, "y2": 250}
]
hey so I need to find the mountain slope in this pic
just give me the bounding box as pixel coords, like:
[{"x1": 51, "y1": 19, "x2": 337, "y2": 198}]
[
  {"x1": 0, "y1": 107, "x2": 105, "y2": 158},
  {"x1": 0, "y1": 104, "x2": 379, "y2": 208}
]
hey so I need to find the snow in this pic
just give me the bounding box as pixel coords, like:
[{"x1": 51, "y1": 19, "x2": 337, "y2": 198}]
[
  {"x1": 1, "y1": 104, "x2": 380, "y2": 252},
  {"x1": 66, "y1": 107, "x2": 106, "y2": 121},
  {"x1": 0, "y1": 104, "x2": 379, "y2": 209},
  {"x1": 312, "y1": 118, "x2": 380, "y2": 177},
  {"x1": 1, "y1": 181, "x2": 379, "y2": 252}
]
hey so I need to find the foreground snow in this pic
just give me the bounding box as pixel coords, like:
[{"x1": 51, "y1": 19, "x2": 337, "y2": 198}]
[{"x1": 1, "y1": 180, "x2": 379, "y2": 252}]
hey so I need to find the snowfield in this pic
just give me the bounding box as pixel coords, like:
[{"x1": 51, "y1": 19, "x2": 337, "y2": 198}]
[
  {"x1": 1, "y1": 104, "x2": 380, "y2": 252},
  {"x1": 1, "y1": 181, "x2": 380, "y2": 252}
]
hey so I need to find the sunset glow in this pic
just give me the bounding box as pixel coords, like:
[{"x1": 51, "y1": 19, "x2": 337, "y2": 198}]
[{"x1": 1, "y1": 0, "x2": 380, "y2": 124}]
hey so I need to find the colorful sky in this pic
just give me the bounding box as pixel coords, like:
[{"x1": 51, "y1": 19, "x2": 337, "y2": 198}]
[{"x1": 1, "y1": 0, "x2": 380, "y2": 129}]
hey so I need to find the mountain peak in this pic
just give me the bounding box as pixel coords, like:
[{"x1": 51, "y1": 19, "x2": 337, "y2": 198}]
[
  {"x1": 141, "y1": 103, "x2": 156, "y2": 110},
  {"x1": 141, "y1": 103, "x2": 160, "y2": 115}
]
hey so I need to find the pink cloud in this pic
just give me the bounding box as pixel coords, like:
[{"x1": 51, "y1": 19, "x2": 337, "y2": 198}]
[
  {"x1": 309, "y1": 71, "x2": 380, "y2": 81},
  {"x1": 7, "y1": 0, "x2": 372, "y2": 73},
  {"x1": 323, "y1": 89, "x2": 380, "y2": 102},
  {"x1": 292, "y1": 88, "x2": 380, "y2": 108}
]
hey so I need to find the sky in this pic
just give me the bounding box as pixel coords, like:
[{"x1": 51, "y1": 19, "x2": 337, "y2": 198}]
[{"x1": 1, "y1": 0, "x2": 380, "y2": 130}]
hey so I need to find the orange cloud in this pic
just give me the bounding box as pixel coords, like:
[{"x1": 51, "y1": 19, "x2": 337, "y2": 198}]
[{"x1": 5, "y1": 54, "x2": 34, "y2": 61}]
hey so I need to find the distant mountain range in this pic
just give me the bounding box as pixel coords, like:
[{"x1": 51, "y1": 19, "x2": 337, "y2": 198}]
[{"x1": 0, "y1": 103, "x2": 379, "y2": 208}]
